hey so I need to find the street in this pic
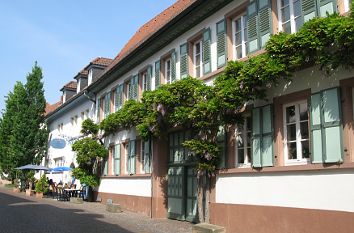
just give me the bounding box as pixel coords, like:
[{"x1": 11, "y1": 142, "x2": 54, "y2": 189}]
[{"x1": 0, "y1": 188, "x2": 192, "y2": 233}]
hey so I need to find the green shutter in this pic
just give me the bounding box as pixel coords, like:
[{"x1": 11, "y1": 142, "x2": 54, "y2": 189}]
[
  {"x1": 143, "y1": 140, "x2": 151, "y2": 173},
  {"x1": 322, "y1": 88, "x2": 342, "y2": 163},
  {"x1": 252, "y1": 108, "x2": 262, "y2": 167},
  {"x1": 132, "y1": 75, "x2": 138, "y2": 100},
  {"x1": 180, "y1": 43, "x2": 188, "y2": 79},
  {"x1": 258, "y1": 0, "x2": 272, "y2": 48},
  {"x1": 202, "y1": 28, "x2": 212, "y2": 74},
  {"x1": 318, "y1": 0, "x2": 336, "y2": 17},
  {"x1": 216, "y1": 19, "x2": 227, "y2": 68},
  {"x1": 261, "y1": 105, "x2": 273, "y2": 166},
  {"x1": 96, "y1": 97, "x2": 101, "y2": 122},
  {"x1": 129, "y1": 140, "x2": 136, "y2": 174},
  {"x1": 155, "y1": 61, "x2": 160, "y2": 89},
  {"x1": 310, "y1": 93, "x2": 323, "y2": 163},
  {"x1": 217, "y1": 126, "x2": 227, "y2": 168},
  {"x1": 310, "y1": 88, "x2": 343, "y2": 164},
  {"x1": 252, "y1": 105, "x2": 274, "y2": 167},
  {"x1": 114, "y1": 144, "x2": 120, "y2": 175},
  {"x1": 171, "y1": 51, "x2": 177, "y2": 82},
  {"x1": 147, "y1": 66, "x2": 152, "y2": 91},
  {"x1": 115, "y1": 86, "x2": 120, "y2": 111},
  {"x1": 302, "y1": 0, "x2": 317, "y2": 22},
  {"x1": 128, "y1": 76, "x2": 133, "y2": 100},
  {"x1": 247, "y1": 0, "x2": 259, "y2": 53},
  {"x1": 104, "y1": 93, "x2": 110, "y2": 117}
]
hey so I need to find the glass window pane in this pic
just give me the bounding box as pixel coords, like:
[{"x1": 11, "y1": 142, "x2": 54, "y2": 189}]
[
  {"x1": 283, "y1": 22, "x2": 291, "y2": 33},
  {"x1": 235, "y1": 19, "x2": 241, "y2": 32},
  {"x1": 281, "y1": 0, "x2": 289, "y2": 7},
  {"x1": 301, "y1": 141, "x2": 310, "y2": 159},
  {"x1": 286, "y1": 105, "x2": 296, "y2": 123},
  {"x1": 300, "y1": 121, "x2": 309, "y2": 139},
  {"x1": 287, "y1": 124, "x2": 296, "y2": 141},
  {"x1": 238, "y1": 149, "x2": 245, "y2": 164},
  {"x1": 299, "y1": 103, "x2": 308, "y2": 121},
  {"x1": 293, "y1": 0, "x2": 302, "y2": 17},
  {"x1": 236, "y1": 134, "x2": 244, "y2": 148},
  {"x1": 288, "y1": 142, "x2": 297, "y2": 159},
  {"x1": 236, "y1": 46, "x2": 242, "y2": 59},
  {"x1": 235, "y1": 32, "x2": 242, "y2": 45},
  {"x1": 247, "y1": 148, "x2": 252, "y2": 163},
  {"x1": 247, "y1": 132, "x2": 252, "y2": 147},
  {"x1": 281, "y1": 6, "x2": 290, "y2": 22},
  {"x1": 295, "y1": 17, "x2": 304, "y2": 32}
]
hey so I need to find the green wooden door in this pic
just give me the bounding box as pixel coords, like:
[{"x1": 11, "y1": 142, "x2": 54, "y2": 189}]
[{"x1": 167, "y1": 131, "x2": 197, "y2": 222}]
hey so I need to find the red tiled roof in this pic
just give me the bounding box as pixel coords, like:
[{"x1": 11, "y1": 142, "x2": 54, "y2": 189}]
[
  {"x1": 63, "y1": 81, "x2": 77, "y2": 90},
  {"x1": 104, "y1": 0, "x2": 196, "y2": 74},
  {"x1": 45, "y1": 101, "x2": 62, "y2": 115},
  {"x1": 91, "y1": 57, "x2": 113, "y2": 67}
]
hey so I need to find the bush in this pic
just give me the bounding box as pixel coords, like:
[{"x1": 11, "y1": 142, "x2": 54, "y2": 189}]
[{"x1": 35, "y1": 174, "x2": 48, "y2": 193}]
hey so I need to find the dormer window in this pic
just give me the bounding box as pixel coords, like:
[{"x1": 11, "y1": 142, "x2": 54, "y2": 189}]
[{"x1": 88, "y1": 69, "x2": 93, "y2": 85}]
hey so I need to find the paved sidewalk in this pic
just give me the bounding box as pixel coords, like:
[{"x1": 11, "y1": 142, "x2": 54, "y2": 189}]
[{"x1": 0, "y1": 186, "x2": 193, "y2": 233}]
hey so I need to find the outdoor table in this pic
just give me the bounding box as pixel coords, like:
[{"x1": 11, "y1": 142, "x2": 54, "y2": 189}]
[{"x1": 63, "y1": 188, "x2": 81, "y2": 197}]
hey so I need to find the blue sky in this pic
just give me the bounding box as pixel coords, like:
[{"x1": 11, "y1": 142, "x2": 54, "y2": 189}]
[{"x1": 0, "y1": 0, "x2": 175, "y2": 113}]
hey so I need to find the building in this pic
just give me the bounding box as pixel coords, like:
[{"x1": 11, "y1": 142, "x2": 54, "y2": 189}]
[
  {"x1": 44, "y1": 57, "x2": 112, "y2": 184},
  {"x1": 47, "y1": 0, "x2": 353, "y2": 232}
]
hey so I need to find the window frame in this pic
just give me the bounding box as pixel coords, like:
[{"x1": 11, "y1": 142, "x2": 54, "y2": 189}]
[
  {"x1": 113, "y1": 144, "x2": 120, "y2": 176},
  {"x1": 165, "y1": 58, "x2": 172, "y2": 84},
  {"x1": 235, "y1": 114, "x2": 252, "y2": 167},
  {"x1": 283, "y1": 100, "x2": 310, "y2": 165},
  {"x1": 277, "y1": 0, "x2": 304, "y2": 34},
  {"x1": 232, "y1": 14, "x2": 248, "y2": 60},
  {"x1": 141, "y1": 139, "x2": 152, "y2": 174},
  {"x1": 193, "y1": 40, "x2": 203, "y2": 78}
]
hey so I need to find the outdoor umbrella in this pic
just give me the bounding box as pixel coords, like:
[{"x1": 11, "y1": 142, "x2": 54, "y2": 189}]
[
  {"x1": 15, "y1": 164, "x2": 51, "y2": 171},
  {"x1": 50, "y1": 166, "x2": 72, "y2": 172}
]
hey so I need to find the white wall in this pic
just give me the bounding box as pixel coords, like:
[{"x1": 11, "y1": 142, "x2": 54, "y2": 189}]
[
  {"x1": 98, "y1": 177, "x2": 151, "y2": 197},
  {"x1": 216, "y1": 170, "x2": 354, "y2": 212}
]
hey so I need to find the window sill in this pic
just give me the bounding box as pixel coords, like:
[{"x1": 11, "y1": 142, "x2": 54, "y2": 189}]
[
  {"x1": 218, "y1": 162, "x2": 354, "y2": 175},
  {"x1": 101, "y1": 174, "x2": 151, "y2": 179}
]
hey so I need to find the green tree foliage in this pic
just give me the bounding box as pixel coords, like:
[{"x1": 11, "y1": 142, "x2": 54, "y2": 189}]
[
  {"x1": 72, "y1": 119, "x2": 108, "y2": 187},
  {"x1": 0, "y1": 63, "x2": 48, "y2": 181},
  {"x1": 35, "y1": 174, "x2": 49, "y2": 193}
]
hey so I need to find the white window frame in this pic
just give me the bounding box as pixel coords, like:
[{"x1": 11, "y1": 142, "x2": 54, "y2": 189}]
[
  {"x1": 142, "y1": 71, "x2": 148, "y2": 91},
  {"x1": 235, "y1": 114, "x2": 252, "y2": 167},
  {"x1": 283, "y1": 100, "x2": 310, "y2": 165},
  {"x1": 165, "y1": 59, "x2": 171, "y2": 84},
  {"x1": 277, "y1": 0, "x2": 303, "y2": 34},
  {"x1": 193, "y1": 40, "x2": 203, "y2": 78},
  {"x1": 88, "y1": 69, "x2": 93, "y2": 85},
  {"x1": 232, "y1": 14, "x2": 248, "y2": 60}
]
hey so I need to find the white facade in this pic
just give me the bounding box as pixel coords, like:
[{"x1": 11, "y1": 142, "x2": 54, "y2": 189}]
[{"x1": 98, "y1": 177, "x2": 151, "y2": 197}]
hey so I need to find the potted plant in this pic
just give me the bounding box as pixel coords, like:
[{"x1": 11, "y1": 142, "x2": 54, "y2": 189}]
[
  {"x1": 25, "y1": 171, "x2": 35, "y2": 196},
  {"x1": 35, "y1": 174, "x2": 48, "y2": 198}
]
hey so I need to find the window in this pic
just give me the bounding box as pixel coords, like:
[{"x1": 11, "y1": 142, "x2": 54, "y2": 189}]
[
  {"x1": 141, "y1": 140, "x2": 151, "y2": 173},
  {"x1": 165, "y1": 59, "x2": 172, "y2": 84},
  {"x1": 236, "y1": 115, "x2": 252, "y2": 166},
  {"x1": 283, "y1": 101, "x2": 310, "y2": 164},
  {"x1": 194, "y1": 40, "x2": 202, "y2": 78},
  {"x1": 126, "y1": 140, "x2": 136, "y2": 174},
  {"x1": 104, "y1": 93, "x2": 111, "y2": 118},
  {"x1": 233, "y1": 15, "x2": 248, "y2": 59},
  {"x1": 113, "y1": 144, "x2": 120, "y2": 175},
  {"x1": 278, "y1": 0, "x2": 303, "y2": 33},
  {"x1": 126, "y1": 76, "x2": 138, "y2": 100},
  {"x1": 115, "y1": 84, "x2": 124, "y2": 111}
]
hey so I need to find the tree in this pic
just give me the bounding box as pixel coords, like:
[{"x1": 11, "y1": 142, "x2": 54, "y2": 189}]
[{"x1": 0, "y1": 63, "x2": 48, "y2": 181}]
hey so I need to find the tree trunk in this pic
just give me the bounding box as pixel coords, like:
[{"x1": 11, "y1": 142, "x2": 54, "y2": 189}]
[
  {"x1": 197, "y1": 174, "x2": 205, "y2": 223},
  {"x1": 204, "y1": 176, "x2": 210, "y2": 223}
]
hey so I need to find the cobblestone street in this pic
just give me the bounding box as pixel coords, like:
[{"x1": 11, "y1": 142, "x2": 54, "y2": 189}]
[{"x1": 0, "y1": 187, "x2": 192, "y2": 233}]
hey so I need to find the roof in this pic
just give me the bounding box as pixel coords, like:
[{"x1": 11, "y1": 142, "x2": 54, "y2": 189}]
[
  {"x1": 74, "y1": 57, "x2": 112, "y2": 79},
  {"x1": 103, "y1": 0, "x2": 196, "y2": 75},
  {"x1": 45, "y1": 101, "x2": 62, "y2": 115},
  {"x1": 60, "y1": 81, "x2": 77, "y2": 91}
]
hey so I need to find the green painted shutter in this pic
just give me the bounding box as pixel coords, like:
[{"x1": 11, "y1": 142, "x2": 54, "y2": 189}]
[
  {"x1": 129, "y1": 140, "x2": 136, "y2": 174},
  {"x1": 128, "y1": 77, "x2": 133, "y2": 100},
  {"x1": 252, "y1": 105, "x2": 274, "y2": 167},
  {"x1": 167, "y1": 166, "x2": 185, "y2": 220},
  {"x1": 202, "y1": 28, "x2": 211, "y2": 75},
  {"x1": 310, "y1": 88, "x2": 343, "y2": 163},
  {"x1": 104, "y1": 93, "x2": 110, "y2": 117},
  {"x1": 217, "y1": 126, "x2": 227, "y2": 168},
  {"x1": 171, "y1": 51, "x2": 177, "y2": 82},
  {"x1": 133, "y1": 75, "x2": 138, "y2": 100},
  {"x1": 216, "y1": 19, "x2": 227, "y2": 68},
  {"x1": 180, "y1": 43, "x2": 188, "y2": 79},
  {"x1": 258, "y1": 0, "x2": 272, "y2": 48},
  {"x1": 318, "y1": 0, "x2": 336, "y2": 17},
  {"x1": 261, "y1": 105, "x2": 274, "y2": 166},
  {"x1": 143, "y1": 140, "x2": 151, "y2": 173},
  {"x1": 115, "y1": 86, "x2": 120, "y2": 111},
  {"x1": 310, "y1": 93, "x2": 323, "y2": 163},
  {"x1": 302, "y1": 0, "x2": 317, "y2": 22},
  {"x1": 147, "y1": 66, "x2": 152, "y2": 91},
  {"x1": 114, "y1": 144, "x2": 120, "y2": 175},
  {"x1": 322, "y1": 88, "x2": 342, "y2": 163},
  {"x1": 155, "y1": 61, "x2": 160, "y2": 89},
  {"x1": 247, "y1": 0, "x2": 259, "y2": 53},
  {"x1": 252, "y1": 108, "x2": 262, "y2": 167},
  {"x1": 96, "y1": 98, "x2": 101, "y2": 122}
]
